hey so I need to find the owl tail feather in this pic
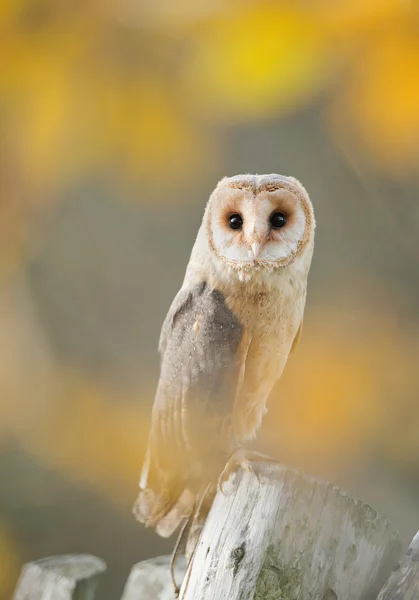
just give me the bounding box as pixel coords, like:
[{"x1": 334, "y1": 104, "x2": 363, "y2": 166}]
[
  {"x1": 133, "y1": 486, "x2": 195, "y2": 538},
  {"x1": 133, "y1": 446, "x2": 195, "y2": 537}
]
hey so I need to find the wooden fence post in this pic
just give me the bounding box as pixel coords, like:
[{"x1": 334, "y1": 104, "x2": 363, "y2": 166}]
[
  {"x1": 179, "y1": 462, "x2": 402, "y2": 600},
  {"x1": 13, "y1": 465, "x2": 417, "y2": 599},
  {"x1": 12, "y1": 554, "x2": 106, "y2": 600},
  {"x1": 377, "y1": 530, "x2": 419, "y2": 599},
  {"x1": 121, "y1": 555, "x2": 186, "y2": 600}
]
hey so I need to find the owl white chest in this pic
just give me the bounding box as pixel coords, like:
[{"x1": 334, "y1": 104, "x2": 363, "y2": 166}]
[
  {"x1": 226, "y1": 274, "x2": 306, "y2": 442},
  {"x1": 241, "y1": 280, "x2": 303, "y2": 373}
]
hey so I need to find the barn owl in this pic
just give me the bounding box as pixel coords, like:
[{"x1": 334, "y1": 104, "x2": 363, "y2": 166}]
[{"x1": 134, "y1": 173, "x2": 315, "y2": 541}]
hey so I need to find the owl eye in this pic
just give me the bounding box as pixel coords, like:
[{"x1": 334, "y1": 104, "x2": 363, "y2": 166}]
[
  {"x1": 228, "y1": 213, "x2": 243, "y2": 230},
  {"x1": 269, "y1": 212, "x2": 287, "y2": 229}
]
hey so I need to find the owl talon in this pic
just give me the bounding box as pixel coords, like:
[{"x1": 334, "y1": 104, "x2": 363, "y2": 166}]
[
  {"x1": 217, "y1": 464, "x2": 238, "y2": 494},
  {"x1": 218, "y1": 482, "x2": 227, "y2": 496},
  {"x1": 217, "y1": 449, "x2": 269, "y2": 493},
  {"x1": 217, "y1": 472, "x2": 232, "y2": 495}
]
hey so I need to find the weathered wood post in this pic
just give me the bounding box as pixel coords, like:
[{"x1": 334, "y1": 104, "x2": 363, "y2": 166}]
[
  {"x1": 13, "y1": 554, "x2": 106, "y2": 600},
  {"x1": 178, "y1": 463, "x2": 402, "y2": 600},
  {"x1": 377, "y1": 531, "x2": 419, "y2": 599},
  {"x1": 121, "y1": 555, "x2": 186, "y2": 600},
  {"x1": 13, "y1": 464, "x2": 417, "y2": 599}
]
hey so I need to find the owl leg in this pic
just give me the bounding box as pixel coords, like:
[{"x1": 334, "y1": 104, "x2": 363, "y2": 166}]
[{"x1": 217, "y1": 448, "x2": 279, "y2": 494}]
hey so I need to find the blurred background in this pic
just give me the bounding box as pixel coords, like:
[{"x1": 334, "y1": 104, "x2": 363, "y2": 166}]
[{"x1": 1, "y1": 0, "x2": 419, "y2": 597}]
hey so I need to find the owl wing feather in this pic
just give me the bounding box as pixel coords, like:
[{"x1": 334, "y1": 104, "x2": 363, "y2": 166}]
[
  {"x1": 134, "y1": 281, "x2": 248, "y2": 536},
  {"x1": 290, "y1": 320, "x2": 303, "y2": 354}
]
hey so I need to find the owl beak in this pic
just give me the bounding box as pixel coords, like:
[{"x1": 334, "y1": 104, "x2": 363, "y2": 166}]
[{"x1": 251, "y1": 241, "x2": 262, "y2": 259}]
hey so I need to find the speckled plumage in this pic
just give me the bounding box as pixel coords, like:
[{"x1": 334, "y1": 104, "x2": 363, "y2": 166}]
[{"x1": 134, "y1": 174, "x2": 315, "y2": 537}]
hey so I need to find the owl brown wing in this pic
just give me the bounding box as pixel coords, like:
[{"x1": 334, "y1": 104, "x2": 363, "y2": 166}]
[{"x1": 136, "y1": 280, "x2": 248, "y2": 535}]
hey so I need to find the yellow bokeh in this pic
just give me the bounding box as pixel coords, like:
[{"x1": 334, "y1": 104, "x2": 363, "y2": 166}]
[
  {"x1": 0, "y1": 366, "x2": 151, "y2": 507},
  {"x1": 264, "y1": 299, "x2": 418, "y2": 479},
  {"x1": 309, "y1": 0, "x2": 404, "y2": 35},
  {"x1": 0, "y1": 0, "x2": 418, "y2": 212},
  {"x1": 331, "y1": 24, "x2": 419, "y2": 173},
  {"x1": 85, "y1": 75, "x2": 205, "y2": 186},
  {"x1": 183, "y1": 6, "x2": 330, "y2": 120}
]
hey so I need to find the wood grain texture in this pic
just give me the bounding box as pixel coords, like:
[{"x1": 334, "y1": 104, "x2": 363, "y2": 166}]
[
  {"x1": 179, "y1": 463, "x2": 402, "y2": 600},
  {"x1": 121, "y1": 555, "x2": 186, "y2": 600},
  {"x1": 377, "y1": 530, "x2": 419, "y2": 600},
  {"x1": 12, "y1": 554, "x2": 106, "y2": 600}
]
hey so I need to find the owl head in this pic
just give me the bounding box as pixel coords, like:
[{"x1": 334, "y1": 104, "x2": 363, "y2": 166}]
[{"x1": 205, "y1": 174, "x2": 315, "y2": 276}]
